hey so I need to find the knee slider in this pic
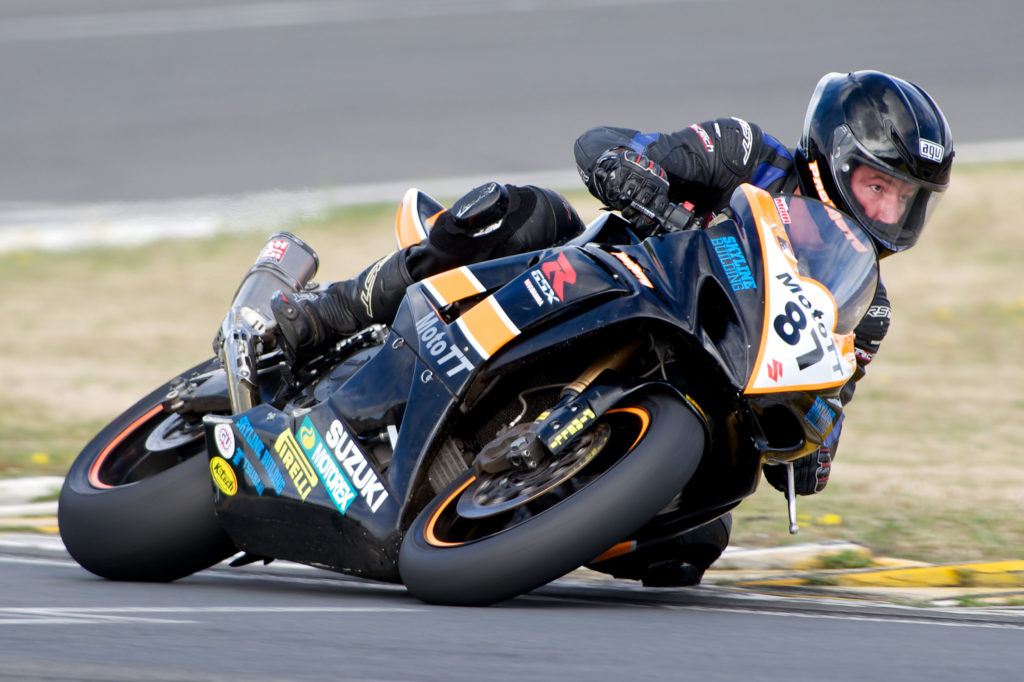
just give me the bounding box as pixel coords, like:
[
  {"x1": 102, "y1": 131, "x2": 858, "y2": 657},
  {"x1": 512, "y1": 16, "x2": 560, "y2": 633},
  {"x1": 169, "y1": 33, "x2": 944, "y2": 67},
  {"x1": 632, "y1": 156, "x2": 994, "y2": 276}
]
[{"x1": 495, "y1": 185, "x2": 585, "y2": 257}]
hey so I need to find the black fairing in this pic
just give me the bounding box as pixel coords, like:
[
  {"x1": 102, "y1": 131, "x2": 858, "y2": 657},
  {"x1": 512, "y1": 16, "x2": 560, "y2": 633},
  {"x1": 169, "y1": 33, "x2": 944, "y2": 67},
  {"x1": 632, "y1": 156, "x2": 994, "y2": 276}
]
[{"x1": 204, "y1": 184, "x2": 877, "y2": 579}]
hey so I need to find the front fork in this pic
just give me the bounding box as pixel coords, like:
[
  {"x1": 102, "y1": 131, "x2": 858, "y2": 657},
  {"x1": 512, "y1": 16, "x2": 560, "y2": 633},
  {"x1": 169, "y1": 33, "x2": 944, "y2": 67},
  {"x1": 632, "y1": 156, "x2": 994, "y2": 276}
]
[
  {"x1": 472, "y1": 341, "x2": 643, "y2": 475},
  {"x1": 528, "y1": 342, "x2": 807, "y2": 536},
  {"x1": 219, "y1": 306, "x2": 268, "y2": 414}
]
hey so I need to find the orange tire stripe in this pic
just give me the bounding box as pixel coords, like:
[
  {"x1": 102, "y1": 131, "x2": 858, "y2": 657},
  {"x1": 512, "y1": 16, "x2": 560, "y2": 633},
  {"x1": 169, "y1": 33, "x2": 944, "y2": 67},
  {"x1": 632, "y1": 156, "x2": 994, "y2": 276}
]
[
  {"x1": 424, "y1": 475, "x2": 476, "y2": 547},
  {"x1": 87, "y1": 404, "x2": 165, "y2": 489},
  {"x1": 606, "y1": 406, "x2": 651, "y2": 451},
  {"x1": 591, "y1": 406, "x2": 652, "y2": 563}
]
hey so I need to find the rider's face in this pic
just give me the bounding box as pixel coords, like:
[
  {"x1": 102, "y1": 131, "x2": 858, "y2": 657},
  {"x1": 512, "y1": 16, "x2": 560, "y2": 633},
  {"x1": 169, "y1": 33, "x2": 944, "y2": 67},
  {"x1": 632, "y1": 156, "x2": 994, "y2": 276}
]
[{"x1": 849, "y1": 165, "x2": 916, "y2": 225}]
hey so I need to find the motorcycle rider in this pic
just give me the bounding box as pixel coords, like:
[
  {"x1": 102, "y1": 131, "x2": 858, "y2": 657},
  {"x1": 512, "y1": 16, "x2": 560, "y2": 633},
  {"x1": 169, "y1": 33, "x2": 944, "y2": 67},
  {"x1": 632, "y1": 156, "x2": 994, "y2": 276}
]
[{"x1": 269, "y1": 70, "x2": 954, "y2": 587}]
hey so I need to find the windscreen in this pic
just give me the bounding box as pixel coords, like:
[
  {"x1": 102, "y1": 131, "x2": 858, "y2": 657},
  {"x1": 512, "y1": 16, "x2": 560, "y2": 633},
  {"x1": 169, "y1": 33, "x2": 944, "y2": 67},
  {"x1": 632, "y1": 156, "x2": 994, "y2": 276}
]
[{"x1": 770, "y1": 194, "x2": 879, "y2": 333}]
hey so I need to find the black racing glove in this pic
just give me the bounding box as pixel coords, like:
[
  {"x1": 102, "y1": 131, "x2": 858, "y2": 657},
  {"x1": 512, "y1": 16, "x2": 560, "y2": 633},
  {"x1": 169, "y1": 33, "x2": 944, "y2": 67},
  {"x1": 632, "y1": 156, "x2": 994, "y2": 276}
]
[
  {"x1": 764, "y1": 444, "x2": 835, "y2": 496},
  {"x1": 270, "y1": 290, "x2": 328, "y2": 364},
  {"x1": 586, "y1": 149, "x2": 670, "y2": 231}
]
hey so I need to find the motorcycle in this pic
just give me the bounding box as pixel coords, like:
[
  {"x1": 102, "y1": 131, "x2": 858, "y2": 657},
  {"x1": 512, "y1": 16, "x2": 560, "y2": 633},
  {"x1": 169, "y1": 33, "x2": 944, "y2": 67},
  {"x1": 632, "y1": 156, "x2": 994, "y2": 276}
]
[{"x1": 57, "y1": 182, "x2": 879, "y2": 606}]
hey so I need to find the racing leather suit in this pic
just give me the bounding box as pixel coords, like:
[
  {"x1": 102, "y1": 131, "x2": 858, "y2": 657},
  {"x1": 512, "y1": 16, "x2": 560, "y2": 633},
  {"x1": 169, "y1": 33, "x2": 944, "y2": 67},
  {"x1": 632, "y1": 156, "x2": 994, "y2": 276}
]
[{"x1": 273, "y1": 118, "x2": 890, "y2": 587}]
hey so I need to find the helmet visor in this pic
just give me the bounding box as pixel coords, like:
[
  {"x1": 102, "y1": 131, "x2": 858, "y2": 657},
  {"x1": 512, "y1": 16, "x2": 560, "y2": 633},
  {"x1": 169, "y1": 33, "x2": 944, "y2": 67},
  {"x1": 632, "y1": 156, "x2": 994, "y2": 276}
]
[{"x1": 831, "y1": 126, "x2": 945, "y2": 252}]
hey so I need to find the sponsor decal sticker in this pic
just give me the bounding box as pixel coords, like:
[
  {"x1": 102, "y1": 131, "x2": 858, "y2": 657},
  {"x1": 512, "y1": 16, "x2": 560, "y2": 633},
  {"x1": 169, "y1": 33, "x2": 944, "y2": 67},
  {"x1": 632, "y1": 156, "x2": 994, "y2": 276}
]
[
  {"x1": 415, "y1": 314, "x2": 475, "y2": 377},
  {"x1": 711, "y1": 236, "x2": 757, "y2": 291},
  {"x1": 804, "y1": 397, "x2": 835, "y2": 437},
  {"x1": 807, "y1": 160, "x2": 834, "y2": 206},
  {"x1": 822, "y1": 206, "x2": 870, "y2": 253},
  {"x1": 773, "y1": 272, "x2": 845, "y2": 373},
  {"x1": 209, "y1": 456, "x2": 238, "y2": 496},
  {"x1": 235, "y1": 416, "x2": 286, "y2": 495},
  {"x1": 257, "y1": 238, "x2": 289, "y2": 262},
  {"x1": 539, "y1": 252, "x2": 577, "y2": 301},
  {"x1": 773, "y1": 197, "x2": 792, "y2": 224},
  {"x1": 232, "y1": 448, "x2": 264, "y2": 495},
  {"x1": 805, "y1": 164, "x2": 870, "y2": 253},
  {"x1": 324, "y1": 418, "x2": 390, "y2": 513},
  {"x1": 529, "y1": 270, "x2": 559, "y2": 304},
  {"x1": 767, "y1": 359, "x2": 783, "y2": 382},
  {"x1": 297, "y1": 417, "x2": 357, "y2": 514},
  {"x1": 919, "y1": 139, "x2": 943, "y2": 162},
  {"x1": 547, "y1": 408, "x2": 597, "y2": 449},
  {"x1": 214, "y1": 423, "x2": 235, "y2": 458},
  {"x1": 274, "y1": 429, "x2": 319, "y2": 501},
  {"x1": 523, "y1": 277, "x2": 545, "y2": 306},
  {"x1": 611, "y1": 251, "x2": 654, "y2": 289}
]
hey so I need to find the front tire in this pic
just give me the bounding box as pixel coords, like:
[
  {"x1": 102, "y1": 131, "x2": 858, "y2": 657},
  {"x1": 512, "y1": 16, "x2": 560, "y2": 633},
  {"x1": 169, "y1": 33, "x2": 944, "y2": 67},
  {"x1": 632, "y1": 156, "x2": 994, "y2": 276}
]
[
  {"x1": 399, "y1": 392, "x2": 704, "y2": 606},
  {"x1": 58, "y1": 359, "x2": 237, "y2": 582}
]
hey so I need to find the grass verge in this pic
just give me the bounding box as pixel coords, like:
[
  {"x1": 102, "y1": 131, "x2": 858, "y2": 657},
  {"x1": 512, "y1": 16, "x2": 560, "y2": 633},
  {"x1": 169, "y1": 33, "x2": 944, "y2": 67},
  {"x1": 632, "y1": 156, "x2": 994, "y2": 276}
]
[{"x1": 2, "y1": 167, "x2": 1021, "y2": 564}]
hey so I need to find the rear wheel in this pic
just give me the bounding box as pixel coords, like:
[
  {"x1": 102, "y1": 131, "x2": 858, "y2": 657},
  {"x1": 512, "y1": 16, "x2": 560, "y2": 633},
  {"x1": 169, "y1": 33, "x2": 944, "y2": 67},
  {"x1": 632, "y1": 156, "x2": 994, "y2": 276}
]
[
  {"x1": 58, "y1": 359, "x2": 237, "y2": 582},
  {"x1": 399, "y1": 392, "x2": 704, "y2": 605}
]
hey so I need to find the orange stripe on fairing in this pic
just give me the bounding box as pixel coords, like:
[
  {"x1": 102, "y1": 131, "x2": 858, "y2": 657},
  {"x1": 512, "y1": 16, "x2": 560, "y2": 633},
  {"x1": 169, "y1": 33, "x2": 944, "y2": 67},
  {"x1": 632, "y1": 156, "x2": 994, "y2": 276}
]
[
  {"x1": 87, "y1": 404, "x2": 165, "y2": 489},
  {"x1": 425, "y1": 209, "x2": 443, "y2": 228},
  {"x1": 423, "y1": 266, "x2": 485, "y2": 306},
  {"x1": 424, "y1": 476, "x2": 476, "y2": 547},
  {"x1": 456, "y1": 297, "x2": 520, "y2": 359},
  {"x1": 394, "y1": 188, "x2": 428, "y2": 248},
  {"x1": 593, "y1": 540, "x2": 637, "y2": 563}
]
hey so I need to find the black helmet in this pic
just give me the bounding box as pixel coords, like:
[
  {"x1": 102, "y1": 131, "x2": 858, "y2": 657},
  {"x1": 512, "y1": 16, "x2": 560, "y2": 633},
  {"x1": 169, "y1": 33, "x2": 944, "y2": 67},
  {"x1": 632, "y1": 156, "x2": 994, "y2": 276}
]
[{"x1": 795, "y1": 71, "x2": 954, "y2": 253}]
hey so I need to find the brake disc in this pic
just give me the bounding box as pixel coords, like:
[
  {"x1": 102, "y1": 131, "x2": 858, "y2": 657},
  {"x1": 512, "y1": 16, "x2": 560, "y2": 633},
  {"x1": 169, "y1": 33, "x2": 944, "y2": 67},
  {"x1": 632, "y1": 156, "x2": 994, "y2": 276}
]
[{"x1": 456, "y1": 422, "x2": 611, "y2": 519}]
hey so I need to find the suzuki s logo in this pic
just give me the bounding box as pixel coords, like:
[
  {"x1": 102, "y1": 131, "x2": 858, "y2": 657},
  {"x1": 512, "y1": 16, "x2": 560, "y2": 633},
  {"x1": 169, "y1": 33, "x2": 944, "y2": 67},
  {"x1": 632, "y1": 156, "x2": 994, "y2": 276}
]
[
  {"x1": 539, "y1": 252, "x2": 577, "y2": 302},
  {"x1": 767, "y1": 359, "x2": 783, "y2": 382}
]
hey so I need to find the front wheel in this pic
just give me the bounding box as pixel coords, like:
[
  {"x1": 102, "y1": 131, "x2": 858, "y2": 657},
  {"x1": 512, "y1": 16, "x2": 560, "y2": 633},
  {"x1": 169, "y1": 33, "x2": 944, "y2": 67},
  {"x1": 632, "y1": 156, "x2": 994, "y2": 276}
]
[
  {"x1": 399, "y1": 392, "x2": 705, "y2": 606},
  {"x1": 58, "y1": 359, "x2": 237, "y2": 582}
]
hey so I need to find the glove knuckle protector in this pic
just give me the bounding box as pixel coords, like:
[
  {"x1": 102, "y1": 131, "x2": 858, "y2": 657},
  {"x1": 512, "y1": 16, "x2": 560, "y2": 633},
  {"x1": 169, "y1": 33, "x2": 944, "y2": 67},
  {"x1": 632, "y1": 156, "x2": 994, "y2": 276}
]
[{"x1": 589, "y1": 149, "x2": 670, "y2": 229}]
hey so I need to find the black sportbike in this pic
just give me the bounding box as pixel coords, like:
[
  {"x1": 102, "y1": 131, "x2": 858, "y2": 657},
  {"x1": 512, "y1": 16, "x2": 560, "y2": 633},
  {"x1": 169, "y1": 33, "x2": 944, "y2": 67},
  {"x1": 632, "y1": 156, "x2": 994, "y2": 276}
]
[{"x1": 58, "y1": 183, "x2": 878, "y2": 606}]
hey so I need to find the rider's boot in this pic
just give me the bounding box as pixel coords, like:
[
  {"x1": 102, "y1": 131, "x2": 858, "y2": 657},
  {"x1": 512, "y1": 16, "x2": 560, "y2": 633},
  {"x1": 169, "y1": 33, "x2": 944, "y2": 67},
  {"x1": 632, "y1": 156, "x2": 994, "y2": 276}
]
[
  {"x1": 271, "y1": 183, "x2": 584, "y2": 362},
  {"x1": 270, "y1": 248, "x2": 414, "y2": 361}
]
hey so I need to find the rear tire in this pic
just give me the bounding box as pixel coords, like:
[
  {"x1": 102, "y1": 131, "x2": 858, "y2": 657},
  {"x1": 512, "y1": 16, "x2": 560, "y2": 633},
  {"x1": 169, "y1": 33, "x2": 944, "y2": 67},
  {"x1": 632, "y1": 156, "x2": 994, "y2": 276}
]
[
  {"x1": 399, "y1": 392, "x2": 704, "y2": 606},
  {"x1": 58, "y1": 359, "x2": 237, "y2": 582}
]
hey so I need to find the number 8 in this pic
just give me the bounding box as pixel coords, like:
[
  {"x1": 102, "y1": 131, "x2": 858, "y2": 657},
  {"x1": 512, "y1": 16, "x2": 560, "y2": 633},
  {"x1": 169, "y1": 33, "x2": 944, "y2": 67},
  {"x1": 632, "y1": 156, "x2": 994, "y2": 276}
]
[{"x1": 773, "y1": 301, "x2": 806, "y2": 345}]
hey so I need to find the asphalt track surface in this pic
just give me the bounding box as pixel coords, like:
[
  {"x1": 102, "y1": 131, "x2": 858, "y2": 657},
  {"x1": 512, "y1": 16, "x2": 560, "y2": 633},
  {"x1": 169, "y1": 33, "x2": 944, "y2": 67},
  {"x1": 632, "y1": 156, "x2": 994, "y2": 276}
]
[
  {"x1": 4, "y1": 2, "x2": 1024, "y2": 678},
  {"x1": 2, "y1": 536, "x2": 1024, "y2": 681},
  {"x1": 2, "y1": 0, "x2": 1021, "y2": 204}
]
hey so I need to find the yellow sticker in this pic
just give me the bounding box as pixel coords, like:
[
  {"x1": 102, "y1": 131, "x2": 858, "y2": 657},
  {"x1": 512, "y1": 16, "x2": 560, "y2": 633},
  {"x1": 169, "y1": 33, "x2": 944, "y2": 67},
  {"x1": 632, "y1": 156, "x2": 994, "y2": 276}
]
[{"x1": 209, "y1": 456, "x2": 238, "y2": 496}]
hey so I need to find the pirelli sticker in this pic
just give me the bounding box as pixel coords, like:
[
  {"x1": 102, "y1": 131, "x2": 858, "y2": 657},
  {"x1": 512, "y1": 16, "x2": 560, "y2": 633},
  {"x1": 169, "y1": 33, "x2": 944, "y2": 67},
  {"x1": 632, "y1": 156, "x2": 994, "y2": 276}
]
[{"x1": 273, "y1": 429, "x2": 319, "y2": 501}]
